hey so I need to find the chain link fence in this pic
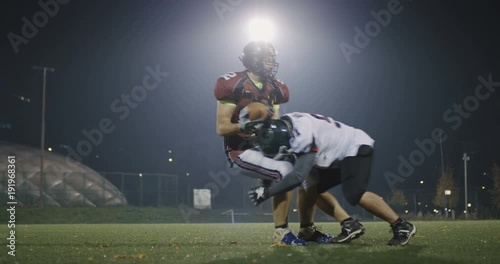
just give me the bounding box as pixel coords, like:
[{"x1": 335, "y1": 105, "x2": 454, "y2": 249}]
[{"x1": 100, "y1": 172, "x2": 178, "y2": 207}]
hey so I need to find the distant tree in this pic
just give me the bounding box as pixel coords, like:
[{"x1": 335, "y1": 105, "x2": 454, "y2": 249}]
[
  {"x1": 390, "y1": 189, "x2": 408, "y2": 213},
  {"x1": 492, "y1": 163, "x2": 500, "y2": 209},
  {"x1": 433, "y1": 167, "x2": 459, "y2": 208},
  {"x1": 390, "y1": 189, "x2": 407, "y2": 206}
]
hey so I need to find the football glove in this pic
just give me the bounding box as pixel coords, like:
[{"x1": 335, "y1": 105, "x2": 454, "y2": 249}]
[
  {"x1": 261, "y1": 102, "x2": 275, "y2": 118},
  {"x1": 238, "y1": 106, "x2": 266, "y2": 133},
  {"x1": 238, "y1": 103, "x2": 275, "y2": 133},
  {"x1": 248, "y1": 186, "x2": 269, "y2": 206},
  {"x1": 239, "y1": 119, "x2": 265, "y2": 133}
]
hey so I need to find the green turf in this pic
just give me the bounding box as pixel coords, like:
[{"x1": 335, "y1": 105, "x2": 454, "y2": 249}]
[
  {"x1": 0, "y1": 207, "x2": 275, "y2": 224},
  {"x1": 1, "y1": 221, "x2": 499, "y2": 263}
]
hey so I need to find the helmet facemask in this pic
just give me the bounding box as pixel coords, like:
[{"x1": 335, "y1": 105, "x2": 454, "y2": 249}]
[
  {"x1": 273, "y1": 145, "x2": 292, "y2": 160},
  {"x1": 260, "y1": 54, "x2": 279, "y2": 79}
]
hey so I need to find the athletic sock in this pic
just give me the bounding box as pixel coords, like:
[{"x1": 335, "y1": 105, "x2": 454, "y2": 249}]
[
  {"x1": 300, "y1": 223, "x2": 314, "y2": 229},
  {"x1": 390, "y1": 217, "x2": 404, "y2": 227},
  {"x1": 341, "y1": 217, "x2": 354, "y2": 225}
]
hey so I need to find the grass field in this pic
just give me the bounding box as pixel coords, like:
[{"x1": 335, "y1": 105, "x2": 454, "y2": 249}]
[{"x1": 1, "y1": 221, "x2": 500, "y2": 264}]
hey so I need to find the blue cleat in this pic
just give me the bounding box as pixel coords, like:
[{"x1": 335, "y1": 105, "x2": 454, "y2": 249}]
[
  {"x1": 298, "y1": 225, "x2": 334, "y2": 244},
  {"x1": 273, "y1": 228, "x2": 308, "y2": 246}
]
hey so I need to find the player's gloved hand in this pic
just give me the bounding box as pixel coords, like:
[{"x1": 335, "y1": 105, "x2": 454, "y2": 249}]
[
  {"x1": 261, "y1": 102, "x2": 275, "y2": 118},
  {"x1": 239, "y1": 119, "x2": 265, "y2": 133},
  {"x1": 238, "y1": 106, "x2": 266, "y2": 133},
  {"x1": 248, "y1": 186, "x2": 269, "y2": 206}
]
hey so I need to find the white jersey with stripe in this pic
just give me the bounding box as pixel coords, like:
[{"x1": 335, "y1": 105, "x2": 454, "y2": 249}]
[{"x1": 284, "y1": 112, "x2": 375, "y2": 168}]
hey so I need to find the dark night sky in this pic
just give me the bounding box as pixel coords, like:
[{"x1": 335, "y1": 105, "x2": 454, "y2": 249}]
[{"x1": 1, "y1": 0, "x2": 499, "y2": 206}]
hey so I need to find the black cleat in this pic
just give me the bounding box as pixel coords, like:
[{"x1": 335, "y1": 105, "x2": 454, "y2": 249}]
[
  {"x1": 387, "y1": 219, "x2": 416, "y2": 246},
  {"x1": 331, "y1": 219, "x2": 365, "y2": 243}
]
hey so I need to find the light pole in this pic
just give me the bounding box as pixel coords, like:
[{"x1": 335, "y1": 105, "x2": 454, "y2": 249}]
[
  {"x1": 444, "y1": 189, "x2": 451, "y2": 219},
  {"x1": 439, "y1": 131, "x2": 445, "y2": 178},
  {"x1": 33, "y1": 66, "x2": 55, "y2": 207},
  {"x1": 413, "y1": 181, "x2": 424, "y2": 215},
  {"x1": 462, "y1": 153, "x2": 470, "y2": 219}
]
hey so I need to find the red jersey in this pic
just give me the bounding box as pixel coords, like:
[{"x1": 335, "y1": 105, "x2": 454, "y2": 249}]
[{"x1": 214, "y1": 71, "x2": 289, "y2": 163}]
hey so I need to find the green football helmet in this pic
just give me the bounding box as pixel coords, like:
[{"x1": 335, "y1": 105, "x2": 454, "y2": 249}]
[{"x1": 256, "y1": 118, "x2": 293, "y2": 160}]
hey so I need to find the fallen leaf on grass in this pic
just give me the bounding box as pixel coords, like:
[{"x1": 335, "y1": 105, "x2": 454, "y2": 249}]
[
  {"x1": 271, "y1": 243, "x2": 288, "y2": 248},
  {"x1": 113, "y1": 253, "x2": 148, "y2": 259}
]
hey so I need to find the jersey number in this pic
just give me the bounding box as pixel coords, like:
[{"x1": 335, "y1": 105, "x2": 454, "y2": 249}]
[
  {"x1": 221, "y1": 72, "x2": 236, "y2": 80},
  {"x1": 309, "y1": 113, "x2": 341, "y2": 128}
]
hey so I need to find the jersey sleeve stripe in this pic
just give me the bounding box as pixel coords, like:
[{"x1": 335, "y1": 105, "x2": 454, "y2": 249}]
[{"x1": 218, "y1": 100, "x2": 236, "y2": 106}]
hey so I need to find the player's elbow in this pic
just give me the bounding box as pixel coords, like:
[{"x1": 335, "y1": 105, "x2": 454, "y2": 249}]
[
  {"x1": 216, "y1": 125, "x2": 229, "y2": 136},
  {"x1": 216, "y1": 127, "x2": 224, "y2": 136}
]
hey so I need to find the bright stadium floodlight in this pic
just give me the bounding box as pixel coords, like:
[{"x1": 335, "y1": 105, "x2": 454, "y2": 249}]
[{"x1": 249, "y1": 18, "x2": 274, "y2": 41}]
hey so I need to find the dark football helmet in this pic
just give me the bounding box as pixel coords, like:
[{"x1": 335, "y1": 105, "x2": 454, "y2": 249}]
[
  {"x1": 239, "y1": 41, "x2": 279, "y2": 79},
  {"x1": 255, "y1": 118, "x2": 292, "y2": 160}
]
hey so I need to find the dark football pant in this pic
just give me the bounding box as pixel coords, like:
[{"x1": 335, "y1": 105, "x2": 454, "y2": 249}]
[{"x1": 313, "y1": 145, "x2": 374, "y2": 206}]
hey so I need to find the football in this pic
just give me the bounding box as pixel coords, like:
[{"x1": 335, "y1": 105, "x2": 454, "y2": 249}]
[{"x1": 247, "y1": 102, "x2": 270, "y2": 121}]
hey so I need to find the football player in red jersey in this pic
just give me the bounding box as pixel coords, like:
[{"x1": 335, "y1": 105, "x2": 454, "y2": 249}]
[{"x1": 214, "y1": 41, "x2": 364, "y2": 245}]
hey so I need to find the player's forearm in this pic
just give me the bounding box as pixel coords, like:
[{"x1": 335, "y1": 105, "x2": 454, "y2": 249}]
[
  {"x1": 216, "y1": 122, "x2": 241, "y2": 136},
  {"x1": 272, "y1": 106, "x2": 280, "y2": 119},
  {"x1": 266, "y1": 171, "x2": 303, "y2": 197},
  {"x1": 266, "y1": 152, "x2": 316, "y2": 197}
]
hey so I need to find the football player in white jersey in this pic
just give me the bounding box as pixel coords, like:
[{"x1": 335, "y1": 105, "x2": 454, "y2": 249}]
[{"x1": 248, "y1": 112, "x2": 416, "y2": 246}]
